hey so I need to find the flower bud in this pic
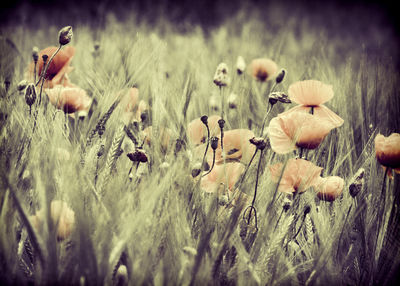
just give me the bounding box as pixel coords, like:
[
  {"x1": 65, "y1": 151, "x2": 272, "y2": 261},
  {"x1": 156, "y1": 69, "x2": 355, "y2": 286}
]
[
  {"x1": 17, "y1": 80, "x2": 28, "y2": 91},
  {"x1": 127, "y1": 149, "x2": 148, "y2": 163},
  {"x1": 58, "y1": 26, "x2": 73, "y2": 46},
  {"x1": 269, "y1": 92, "x2": 291, "y2": 105},
  {"x1": 115, "y1": 265, "x2": 128, "y2": 286},
  {"x1": 236, "y1": 56, "x2": 246, "y2": 75},
  {"x1": 32, "y1": 47, "x2": 39, "y2": 62},
  {"x1": 303, "y1": 205, "x2": 311, "y2": 215},
  {"x1": 349, "y1": 168, "x2": 365, "y2": 197},
  {"x1": 283, "y1": 197, "x2": 291, "y2": 212},
  {"x1": 210, "y1": 137, "x2": 219, "y2": 150},
  {"x1": 200, "y1": 115, "x2": 208, "y2": 125},
  {"x1": 228, "y1": 93, "x2": 238, "y2": 109},
  {"x1": 209, "y1": 95, "x2": 219, "y2": 112},
  {"x1": 275, "y1": 68, "x2": 286, "y2": 84},
  {"x1": 24, "y1": 83, "x2": 37, "y2": 107},
  {"x1": 213, "y1": 63, "x2": 230, "y2": 87},
  {"x1": 218, "y1": 119, "x2": 225, "y2": 129},
  {"x1": 249, "y1": 137, "x2": 268, "y2": 150}
]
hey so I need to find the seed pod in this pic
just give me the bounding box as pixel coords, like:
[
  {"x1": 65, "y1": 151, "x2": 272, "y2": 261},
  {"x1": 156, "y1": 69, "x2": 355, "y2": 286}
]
[
  {"x1": 24, "y1": 83, "x2": 37, "y2": 107},
  {"x1": 32, "y1": 47, "x2": 39, "y2": 62},
  {"x1": 213, "y1": 63, "x2": 230, "y2": 87},
  {"x1": 249, "y1": 137, "x2": 268, "y2": 150},
  {"x1": 275, "y1": 68, "x2": 286, "y2": 84},
  {"x1": 210, "y1": 137, "x2": 219, "y2": 150},
  {"x1": 236, "y1": 56, "x2": 246, "y2": 75},
  {"x1": 58, "y1": 26, "x2": 73, "y2": 46},
  {"x1": 200, "y1": 115, "x2": 208, "y2": 125},
  {"x1": 218, "y1": 119, "x2": 225, "y2": 129}
]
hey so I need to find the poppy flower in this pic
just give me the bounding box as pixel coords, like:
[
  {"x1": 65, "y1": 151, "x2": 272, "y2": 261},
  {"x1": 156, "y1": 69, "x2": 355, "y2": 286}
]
[
  {"x1": 282, "y1": 80, "x2": 344, "y2": 128},
  {"x1": 269, "y1": 158, "x2": 323, "y2": 194},
  {"x1": 45, "y1": 85, "x2": 92, "y2": 114},
  {"x1": 27, "y1": 46, "x2": 76, "y2": 88},
  {"x1": 201, "y1": 162, "x2": 245, "y2": 193},
  {"x1": 29, "y1": 200, "x2": 75, "y2": 241},
  {"x1": 268, "y1": 112, "x2": 333, "y2": 154},
  {"x1": 142, "y1": 126, "x2": 172, "y2": 152},
  {"x1": 188, "y1": 115, "x2": 221, "y2": 146},
  {"x1": 210, "y1": 129, "x2": 256, "y2": 165},
  {"x1": 315, "y1": 176, "x2": 344, "y2": 201},
  {"x1": 248, "y1": 58, "x2": 278, "y2": 82},
  {"x1": 213, "y1": 63, "x2": 230, "y2": 87},
  {"x1": 375, "y1": 133, "x2": 400, "y2": 178}
]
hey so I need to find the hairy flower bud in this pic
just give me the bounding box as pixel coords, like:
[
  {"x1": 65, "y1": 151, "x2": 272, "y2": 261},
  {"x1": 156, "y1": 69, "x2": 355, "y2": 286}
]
[
  {"x1": 59, "y1": 26, "x2": 73, "y2": 46},
  {"x1": 218, "y1": 119, "x2": 225, "y2": 129},
  {"x1": 349, "y1": 168, "x2": 365, "y2": 197},
  {"x1": 32, "y1": 47, "x2": 39, "y2": 62},
  {"x1": 249, "y1": 137, "x2": 268, "y2": 150},
  {"x1": 275, "y1": 68, "x2": 286, "y2": 84},
  {"x1": 213, "y1": 63, "x2": 230, "y2": 87},
  {"x1": 17, "y1": 80, "x2": 28, "y2": 91},
  {"x1": 210, "y1": 137, "x2": 219, "y2": 150},
  {"x1": 200, "y1": 115, "x2": 208, "y2": 125},
  {"x1": 269, "y1": 92, "x2": 291, "y2": 105},
  {"x1": 236, "y1": 56, "x2": 246, "y2": 75}
]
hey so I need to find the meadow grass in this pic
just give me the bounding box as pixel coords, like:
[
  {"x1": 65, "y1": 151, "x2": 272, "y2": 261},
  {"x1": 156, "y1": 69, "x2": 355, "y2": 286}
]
[{"x1": 0, "y1": 3, "x2": 399, "y2": 285}]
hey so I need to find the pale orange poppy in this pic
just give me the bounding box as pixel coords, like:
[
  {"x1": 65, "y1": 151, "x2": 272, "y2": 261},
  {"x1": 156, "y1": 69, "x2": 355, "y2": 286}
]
[
  {"x1": 282, "y1": 80, "x2": 344, "y2": 128},
  {"x1": 248, "y1": 58, "x2": 278, "y2": 82},
  {"x1": 375, "y1": 133, "x2": 400, "y2": 178},
  {"x1": 187, "y1": 115, "x2": 221, "y2": 146},
  {"x1": 29, "y1": 200, "x2": 75, "y2": 241},
  {"x1": 201, "y1": 162, "x2": 245, "y2": 193},
  {"x1": 45, "y1": 85, "x2": 92, "y2": 114},
  {"x1": 315, "y1": 176, "x2": 344, "y2": 201},
  {"x1": 268, "y1": 112, "x2": 333, "y2": 154},
  {"x1": 27, "y1": 46, "x2": 75, "y2": 88},
  {"x1": 269, "y1": 158, "x2": 323, "y2": 194}
]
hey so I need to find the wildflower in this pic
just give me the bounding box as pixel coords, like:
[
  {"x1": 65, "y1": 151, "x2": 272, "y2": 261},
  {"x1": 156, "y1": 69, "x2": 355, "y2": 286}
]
[
  {"x1": 268, "y1": 112, "x2": 333, "y2": 154},
  {"x1": 136, "y1": 100, "x2": 148, "y2": 122},
  {"x1": 275, "y1": 68, "x2": 286, "y2": 84},
  {"x1": 188, "y1": 115, "x2": 221, "y2": 146},
  {"x1": 249, "y1": 137, "x2": 269, "y2": 150},
  {"x1": 24, "y1": 83, "x2": 37, "y2": 107},
  {"x1": 375, "y1": 133, "x2": 400, "y2": 178},
  {"x1": 27, "y1": 46, "x2": 76, "y2": 88},
  {"x1": 17, "y1": 80, "x2": 28, "y2": 91},
  {"x1": 58, "y1": 26, "x2": 73, "y2": 46},
  {"x1": 142, "y1": 126, "x2": 172, "y2": 152},
  {"x1": 119, "y1": 87, "x2": 139, "y2": 113},
  {"x1": 214, "y1": 129, "x2": 256, "y2": 164},
  {"x1": 283, "y1": 80, "x2": 344, "y2": 128},
  {"x1": 213, "y1": 63, "x2": 230, "y2": 87},
  {"x1": 236, "y1": 56, "x2": 246, "y2": 75},
  {"x1": 127, "y1": 149, "x2": 148, "y2": 163},
  {"x1": 268, "y1": 92, "x2": 291, "y2": 106},
  {"x1": 315, "y1": 176, "x2": 344, "y2": 201},
  {"x1": 29, "y1": 200, "x2": 75, "y2": 241},
  {"x1": 349, "y1": 168, "x2": 365, "y2": 197},
  {"x1": 201, "y1": 162, "x2": 245, "y2": 193},
  {"x1": 45, "y1": 85, "x2": 92, "y2": 114},
  {"x1": 269, "y1": 158, "x2": 323, "y2": 194},
  {"x1": 248, "y1": 58, "x2": 278, "y2": 82}
]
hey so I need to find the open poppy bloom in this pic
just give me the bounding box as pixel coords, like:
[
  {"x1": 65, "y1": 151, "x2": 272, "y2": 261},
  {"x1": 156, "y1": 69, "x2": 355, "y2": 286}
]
[
  {"x1": 315, "y1": 176, "x2": 344, "y2": 201},
  {"x1": 201, "y1": 162, "x2": 245, "y2": 193},
  {"x1": 27, "y1": 46, "x2": 76, "y2": 88},
  {"x1": 268, "y1": 111, "x2": 333, "y2": 154},
  {"x1": 187, "y1": 115, "x2": 221, "y2": 146},
  {"x1": 209, "y1": 129, "x2": 256, "y2": 165},
  {"x1": 45, "y1": 85, "x2": 92, "y2": 114},
  {"x1": 282, "y1": 80, "x2": 344, "y2": 128},
  {"x1": 118, "y1": 87, "x2": 139, "y2": 113},
  {"x1": 248, "y1": 58, "x2": 278, "y2": 82},
  {"x1": 375, "y1": 133, "x2": 400, "y2": 178},
  {"x1": 29, "y1": 200, "x2": 75, "y2": 241},
  {"x1": 269, "y1": 158, "x2": 323, "y2": 194}
]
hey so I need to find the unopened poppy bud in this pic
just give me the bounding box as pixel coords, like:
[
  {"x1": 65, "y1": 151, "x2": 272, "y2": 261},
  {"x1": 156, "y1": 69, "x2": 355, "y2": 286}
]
[
  {"x1": 304, "y1": 205, "x2": 311, "y2": 215},
  {"x1": 236, "y1": 56, "x2": 246, "y2": 75},
  {"x1": 127, "y1": 149, "x2": 148, "y2": 163},
  {"x1": 275, "y1": 68, "x2": 286, "y2": 84},
  {"x1": 283, "y1": 198, "x2": 291, "y2": 212},
  {"x1": 210, "y1": 137, "x2": 219, "y2": 150},
  {"x1": 17, "y1": 80, "x2": 28, "y2": 91},
  {"x1": 25, "y1": 83, "x2": 37, "y2": 107},
  {"x1": 213, "y1": 63, "x2": 230, "y2": 87},
  {"x1": 115, "y1": 265, "x2": 128, "y2": 286},
  {"x1": 249, "y1": 137, "x2": 268, "y2": 150},
  {"x1": 32, "y1": 47, "x2": 39, "y2": 62},
  {"x1": 94, "y1": 42, "x2": 100, "y2": 51},
  {"x1": 191, "y1": 162, "x2": 202, "y2": 177},
  {"x1": 218, "y1": 119, "x2": 225, "y2": 129},
  {"x1": 349, "y1": 168, "x2": 365, "y2": 197},
  {"x1": 42, "y1": 54, "x2": 48, "y2": 63},
  {"x1": 58, "y1": 26, "x2": 73, "y2": 46},
  {"x1": 200, "y1": 115, "x2": 208, "y2": 125}
]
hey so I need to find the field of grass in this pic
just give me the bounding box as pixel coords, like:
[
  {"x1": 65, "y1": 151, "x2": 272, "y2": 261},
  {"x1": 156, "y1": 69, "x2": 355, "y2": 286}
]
[{"x1": 0, "y1": 2, "x2": 399, "y2": 285}]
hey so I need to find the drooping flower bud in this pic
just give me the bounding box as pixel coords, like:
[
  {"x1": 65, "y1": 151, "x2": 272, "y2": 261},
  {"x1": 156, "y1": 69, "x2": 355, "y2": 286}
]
[
  {"x1": 200, "y1": 115, "x2": 208, "y2": 125},
  {"x1": 349, "y1": 168, "x2": 365, "y2": 197},
  {"x1": 17, "y1": 80, "x2": 28, "y2": 91},
  {"x1": 58, "y1": 26, "x2": 73, "y2": 46},
  {"x1": 191, "y1": 162, "x2": 202, "y2": 178},
  {"x1": 213, "y1": 63, "x2": 230, "y2": 87},
  {"x1": 275, "y1": 68, "x2": 286, "y2": 84},
  {"x1": 249, "y1": 137, "x2": 268, "y2": 150},
  {"x1": 304, "y1": 205, "x2": 311, "y2": 215},
  {"x1": 228, "y1": 93, "x2": 238, "y2": 109},
  {"x1": 24, "y1": 83, "x2": 37, "y2": 107},
  {"x1": 236, "y1": 56, "x2": 246, "y2": 75},
  {"x1": 268, "y1": 92, "x2": 291, "y2": 105}
]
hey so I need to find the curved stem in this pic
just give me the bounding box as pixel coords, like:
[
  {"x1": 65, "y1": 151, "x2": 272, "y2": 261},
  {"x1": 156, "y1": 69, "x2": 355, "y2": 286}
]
[
  {"x1": 292, "y1": 214, "x2": 307, "y2": 241},
  {"x1": 201, "y1": 150, "x2": 216, "y2": 177},
  {"x1": 201, "y1": 124, "x2": 210, "y2": 171},
  {"x1": 236, "y1": 149, "x2": 258, "y2": 190},
  {"x1": 260, "y1": 103, "x2": 273, "y2": 137}
]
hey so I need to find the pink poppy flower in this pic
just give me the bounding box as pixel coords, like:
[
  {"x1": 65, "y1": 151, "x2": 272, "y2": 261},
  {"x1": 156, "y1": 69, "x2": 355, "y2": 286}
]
[
  {"x1": 29, "y1": 200, "x2": 75, "y2": 241},
  {"x1": 45, "y1": 85, "x2": 92, "y2": 114},
  {"x1": 315, "y1": 176, "x2": 344, "y2": 201},
  {"x1": 268, "y1": 112, "x2": 333, "y2": 154},
  {"x1": 269, "y1": 158, "x2": 323, "y2": 194},
  {"x1": 187, "y1": 115, "x2": 221, "y2": 146},
  {"x1": 201, "y1": 162, "x2": 245, "y2": 193},
  {"x1": 248, "y1": 58, "x2": 278, "y2": 82},
  {"x1": 375, "y1": 133, "x2": 400, "y2": 178},
  {"x1": 282, "y1": 80, "x2": 344, "y2": 128},
  {"x1": 27, "y1": 46, "x2": 76, "y2": 88}
]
